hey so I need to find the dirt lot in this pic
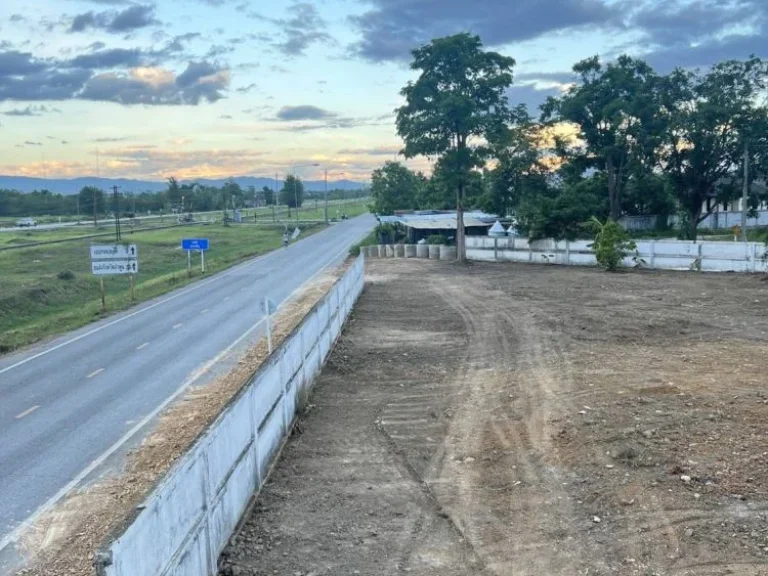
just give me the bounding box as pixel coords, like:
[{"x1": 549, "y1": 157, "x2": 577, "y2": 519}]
[{"x1": 220, "y1": 260, "x2": 768, "y2": 576}]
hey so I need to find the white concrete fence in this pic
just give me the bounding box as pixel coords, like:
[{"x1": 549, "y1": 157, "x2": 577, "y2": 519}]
[
  {"x1": 466, "y1": 237, "x2": 768, "y2": 273},
  {"x1": 95, "y1": 255, "x2": 365, "y2": 576}
]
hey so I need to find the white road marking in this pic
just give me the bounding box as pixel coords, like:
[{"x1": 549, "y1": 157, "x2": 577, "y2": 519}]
[
  {"x1": 0, "y1": 236, "x2": 302, "y2": 376},
  {"x1": 87, "y1": 368, "x2": 104, "y2": 379},
  {"x1": 0, "y1": 219, "x2": 372, "y2": 556},
  {"x1": 136, "y1": 342, "x2": 149, "y2": 350},
  {"x1": 172, "y1": 323, "x2": 183, "y2": 330},
  {"x1": 15, "y1": 405, "x2": 40, "y2": 420}
]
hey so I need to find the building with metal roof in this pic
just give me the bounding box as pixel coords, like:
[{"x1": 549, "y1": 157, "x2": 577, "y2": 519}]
[{"x1": 376, "y1": 211, "x2": 498, "y2": 243}]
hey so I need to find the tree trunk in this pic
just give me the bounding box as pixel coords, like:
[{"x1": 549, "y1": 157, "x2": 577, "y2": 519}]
[
  {"x1": 607, "y1": 160, "x2": 619, "y2": 221},
  {"x1": 456, "y1": 182, "x2": 466, "y2": 263}
]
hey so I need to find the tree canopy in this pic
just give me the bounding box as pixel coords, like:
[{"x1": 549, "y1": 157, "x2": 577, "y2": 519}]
[{"x1": 280, "y1": 175, "x2": 305, "y2": 208}]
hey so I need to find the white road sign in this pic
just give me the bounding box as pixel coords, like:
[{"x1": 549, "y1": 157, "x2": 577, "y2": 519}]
[
  {"x1": 90, "y1": 244, "x2": 138, "y2": 261},
  {"x1": 91, "y1": 260, "x2": 139, "y2": 276}
]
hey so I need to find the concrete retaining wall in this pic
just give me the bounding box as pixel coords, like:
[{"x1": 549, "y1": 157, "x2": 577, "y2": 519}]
[
  {"x1": 96, "y1": 255, "x2": 366, "y2": 576},
  {"x1": 466, "y1": 237, "x2": 768, "y2": 273}
]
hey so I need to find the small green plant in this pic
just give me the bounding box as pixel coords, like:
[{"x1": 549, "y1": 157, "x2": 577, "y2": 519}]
[
  {"x1": 586, "y1": 217, "x2": 636, "y2": 272},
  {"x1": 426, "y1": 234, "x2": 447, "y2": 245},
  {"x1": 57, "y1": 269, "x2": 75, "y2": 281}
]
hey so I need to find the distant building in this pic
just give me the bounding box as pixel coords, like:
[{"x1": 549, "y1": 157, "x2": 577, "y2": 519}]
[{"x1": 377, "y1": 210, "x2": 498, "y2": 243}]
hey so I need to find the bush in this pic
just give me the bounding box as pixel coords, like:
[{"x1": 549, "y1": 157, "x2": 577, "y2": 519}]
[
  {"x1": 586, "y1": 217, "x2": 636, "y2": 272},
  {"x1": 426, "y1": 234, "x2": 447, "y2": 245},
  {"x1": 57, "y1": 269, "x2": 75, "y2": 281}
]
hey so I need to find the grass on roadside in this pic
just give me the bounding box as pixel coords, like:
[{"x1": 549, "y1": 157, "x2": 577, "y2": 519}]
[{"x1": 0, "y1": 222, "x2": 324, "y2": 353}]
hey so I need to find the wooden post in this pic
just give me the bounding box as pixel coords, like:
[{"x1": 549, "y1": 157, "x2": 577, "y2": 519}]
[
  {"x1": 130, "y1": 274, "x2": 135, "y2": 301},
  {"x1": 99, "y1": 278, "x2": 106, "y2": 313}
]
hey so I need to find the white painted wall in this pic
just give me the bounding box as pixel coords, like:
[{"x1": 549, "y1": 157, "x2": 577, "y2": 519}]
[
  {"x1": 96, "y1": 255, "x2": 366, "y2": 576},
  {"x1": 467, "y1": 237, "x2": 767, "y2": 273}
]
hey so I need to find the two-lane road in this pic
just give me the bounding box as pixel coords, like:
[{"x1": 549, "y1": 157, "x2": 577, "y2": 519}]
[{"x1": 0, "y1": 215, "x2": 375, "y2": 565}]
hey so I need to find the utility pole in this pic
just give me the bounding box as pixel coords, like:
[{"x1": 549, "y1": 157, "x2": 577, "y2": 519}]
[
  {"x1": 741, "y1": 142, "x2": 749, "y2": 242},
  {"x1": 293, "y1": 171, "x2": 299, "y2": 227},
  {"x1": 93, "y1": 187, "x2": 98, "y2": 226},
  {"x1": 324, "y1": 168, "x2": 329, "y2": 224},
  {"x1": 113, "y1": 185, "x2": 121, "y2": 242}
]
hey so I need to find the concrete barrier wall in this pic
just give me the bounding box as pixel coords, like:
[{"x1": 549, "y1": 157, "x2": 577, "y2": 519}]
[
  {"x1": 466, "y1": 237, "x2": 767, "y2": 273},
  {"x1": 96, "y1": 255, "x2": 366, "y2": 576}
]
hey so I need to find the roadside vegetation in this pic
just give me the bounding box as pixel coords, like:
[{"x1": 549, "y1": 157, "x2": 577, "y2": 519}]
[
  {"x1": 0, "y1": 222, "x2": 324, "y2": 353},
  {"x1": 369, "y1": 34, "x2": 768, "y2": 256}
]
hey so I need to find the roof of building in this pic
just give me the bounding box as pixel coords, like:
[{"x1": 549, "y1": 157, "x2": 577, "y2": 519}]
[{"x1": 378, "y1": 211, "x2": 498, "y2": 229}]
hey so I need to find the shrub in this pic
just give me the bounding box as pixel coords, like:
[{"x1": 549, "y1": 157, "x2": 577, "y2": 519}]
[
  {"x1": 426, "y1": 234, "x2": 447, "y2": 245},
  {"x1": 57, "y1": 269, "x2": 75, "y2": 281},
  {"x1": 586, "y1": 217, "x2": 636, "y2": 272}
]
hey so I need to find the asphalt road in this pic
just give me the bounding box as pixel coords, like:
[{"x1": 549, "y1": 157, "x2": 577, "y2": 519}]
[{"x1": 0, "y1": 215, "x2": 375, "y2": 563}]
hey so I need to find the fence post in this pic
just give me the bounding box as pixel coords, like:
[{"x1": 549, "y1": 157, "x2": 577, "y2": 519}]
[
  {"x1": 565, "y1": 240, "x2": 570, "y2": 265},
  {"x1": 650, "y1": 240, "x2": 656, "y2": 268},
  {"x1": 697, "y1": 242, "x2": 703, "y2": 271},
  {"x1": 494, "y1": 237, "x2": 498, "y2": 261}
]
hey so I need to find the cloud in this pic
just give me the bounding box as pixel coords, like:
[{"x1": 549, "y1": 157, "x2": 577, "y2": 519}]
[
  {"x1": 507, "y1": 84, "x2": 563, "y2": 113},
  {"x1": 624, "y1": 0, "x2": 768, "y2": 72},
  {"x1": 93, "y1": 136, "x2": 129, "y2": 142},
  {"x1": 10, "y1": 14, "x2": 24, "y2": 23},
  {"x1": 25, "y1": 141, "x2": 42, "y2": 146},
  {"x1": 0, "y1": 49, "x2": 230, "y2": 105},
  {"x1": 337, "y1": 145, "x2": 401, "y2": 156},
  {"x1": 276, "y1": 105, "x2": 336, "y2": 121},
  {"x1": 69, "y1": 48, "x2": 144, "y2": 69},
  {"x1": 219, "y1": 114, "x2": 233, "y2": 119},
  {"x1": 80, "y1": 62, "x2": 230, "y2": 105},
  {"x1": 251, "y1": 2, "x2": 332, "y2": 56},
  {"x1": 69, "y1": 4, "x2": 159, "y2": 34},
  {"x1": 236, "y1": 83, "x2": 258, "y2": 93},
  {"x1": 351, "y1": 0, "x2": 615, "y2": 62},
  {"x1": 2, "y1": 104, "x2": 61, "y2": 116}
]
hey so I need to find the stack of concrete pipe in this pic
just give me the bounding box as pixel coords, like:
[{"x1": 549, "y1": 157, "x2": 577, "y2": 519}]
[{"x1": 363, "y1": 244, "x2": 457, "y2": 261}]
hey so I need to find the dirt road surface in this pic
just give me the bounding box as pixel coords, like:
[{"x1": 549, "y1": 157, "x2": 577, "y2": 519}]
[{"x1": 220, "y1": 260, "x2": 768, "y2": 576}]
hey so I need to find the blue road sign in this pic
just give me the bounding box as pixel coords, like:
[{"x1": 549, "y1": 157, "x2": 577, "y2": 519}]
[{"x1": 182, "y1": 238, "x2": 209, "y2": 251}]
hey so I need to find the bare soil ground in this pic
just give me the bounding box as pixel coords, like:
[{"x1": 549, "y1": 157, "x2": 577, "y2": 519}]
[
  {"x1": 14, "y1": 266, "x2": 348, "y2": 576},
  {"x1": 220, "y1": 260, "x2": 768, "y2": 576}
]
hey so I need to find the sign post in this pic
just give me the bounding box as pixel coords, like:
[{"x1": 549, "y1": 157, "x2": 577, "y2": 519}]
[
  {"x1": 90, "y1": 244, "x2": 139, "y2": 312},
  {"x1": 181, "y1": 238, "x2": 209, "y2": 273}
]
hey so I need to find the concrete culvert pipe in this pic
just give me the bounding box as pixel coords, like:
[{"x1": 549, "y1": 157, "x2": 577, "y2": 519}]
[
  {"x1": 395, "y1": 244, "x2": 405, "y2": 258},
  {"x1": 404, "y1": 244, "x2": 417, "y2": 258},
  {"x1": 439, "y1": 245, "x2": 457, "y2": 261},
  {"x1": 416, "y1": 244, "x2": 429, "y2": 259},
  {"x1": 428, "y1": 245, "x2": 440, "y2": 260}
]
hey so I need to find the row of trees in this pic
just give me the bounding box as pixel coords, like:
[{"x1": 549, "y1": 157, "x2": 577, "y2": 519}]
[
  {"x1": 374, "y1": 34, "x2": 768, "y2": 259},
  {"x1": 0, "y1": 175, "x2": 362, "y2": 218}
]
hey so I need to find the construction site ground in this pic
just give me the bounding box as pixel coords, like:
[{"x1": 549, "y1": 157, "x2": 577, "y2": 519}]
[{"x1": 220, "y1": 259, "x2": 768, "y2": 576}]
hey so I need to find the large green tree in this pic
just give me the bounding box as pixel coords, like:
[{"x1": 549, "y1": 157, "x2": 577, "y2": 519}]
[
  {"x1": 542, "y1": 55, "x2": 663, "y2": 220},
  {"x1": 396, "y1": 33, "x2": 515, "y2": 261},
  {"x1": 369, "y1": 161, "x2": 420, "y2": 214},
  {"x1": 78, "y1": 186, "x2": 106, "y2": 224},
  {"x1": 483, "y1": 104, "x2": 548, "y2": 217},
  {"x1": 658, "y1": 57, "x2": 768, "y2": 239},
  {"x1": 280, "y1": 174, "x2": 304, "y2": 208}
]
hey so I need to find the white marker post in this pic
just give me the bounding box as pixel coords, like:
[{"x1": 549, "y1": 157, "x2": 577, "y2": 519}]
[
  {"x1": 201, "y1": 250, "x2": 205, "y2": 273},
  {"x1": 264, "y1": 296, "x2": 272, "y2": 354},
  {"x1": 187, "y1": 250, "x2": 191, "y2": 270}
]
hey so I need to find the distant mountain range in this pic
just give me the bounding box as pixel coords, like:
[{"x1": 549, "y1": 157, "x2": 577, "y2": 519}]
[{"x1": 0, "y1": 176, "x2": 366, "y2": 195}]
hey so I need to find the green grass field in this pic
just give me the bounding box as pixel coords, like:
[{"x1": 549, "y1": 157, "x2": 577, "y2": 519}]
[{"x1": 0, "y1": 222, "x2": 324, "y2": 353}]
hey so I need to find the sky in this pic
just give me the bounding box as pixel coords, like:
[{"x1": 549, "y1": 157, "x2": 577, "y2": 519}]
[{"x1": 0, "y1": 0, "x2": 766, "y2": 183}]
